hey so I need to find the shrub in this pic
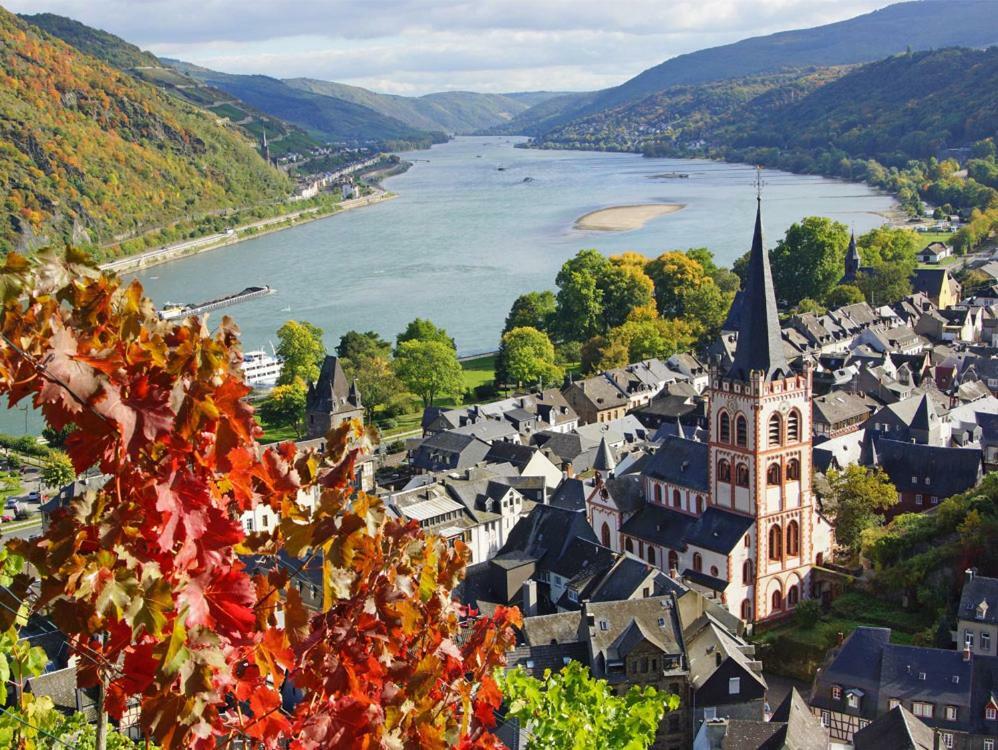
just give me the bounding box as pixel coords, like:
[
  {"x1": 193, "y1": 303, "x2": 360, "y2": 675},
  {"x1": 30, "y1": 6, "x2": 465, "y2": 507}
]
[{"x1": 794, "y1": 599, "x2": 821, "y2": 629}]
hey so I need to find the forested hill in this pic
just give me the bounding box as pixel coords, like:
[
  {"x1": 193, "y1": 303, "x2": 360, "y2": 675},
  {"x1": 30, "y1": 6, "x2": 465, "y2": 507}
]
[
  {"x1": 20, "y1": 12, "x2": 320, "y2": 159},
  {"x1": 0, "y1": 7, "x2": 289, "y2": 254}
]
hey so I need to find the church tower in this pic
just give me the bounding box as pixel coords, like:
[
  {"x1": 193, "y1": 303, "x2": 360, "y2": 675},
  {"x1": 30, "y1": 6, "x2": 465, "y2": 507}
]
[
  {"x1": 842, "y1": 230, "x2": 861, "y2": 284},
  {"x1": 707, "y1": 198, "x2": 831, "y2": 623}
]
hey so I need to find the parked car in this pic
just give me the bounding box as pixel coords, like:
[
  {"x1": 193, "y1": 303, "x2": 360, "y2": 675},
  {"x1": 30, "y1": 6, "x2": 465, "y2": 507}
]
[
  {"x1": 3, "y1": 498, "x2": 18, "y2": 510},
  {"x1": 25, "y1": 490, "x2": 39, "y2": 501}
]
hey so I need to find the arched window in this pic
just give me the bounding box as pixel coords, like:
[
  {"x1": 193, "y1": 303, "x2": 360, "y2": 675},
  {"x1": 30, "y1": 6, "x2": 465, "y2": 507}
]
[
  {"x1": 767, "y1": 462, "x2": 782, "y2": 486},
  {"x1": 696, "y1": 495, "x2": 705, "y2": 514},
  {"x1": 786, "y1": 520, "x2": 800, "y2": 557},
  {"x1": 787, "y1": 585, "x2": 800, "y2": 608},
  {"x1": 710, "y1": 565, "x2": 719, "y2": 577},
  {"x1": 786, "y1": 458, "x2": 801, "y2": 481},
  {"x1": 769, "y1": 413, "x2": 782, "y2": 447},
  {"x1": 601, "y1": 522, "x2": 611, "y2": 548},
  {"x1": 815, "y1": 552, "x2": 824, "y2": 566},
  {"x1": 769, "y1": 524, "x2": 782, "y2": 561},
  {"x1": 647, "y1": 546, "x2": 656, "y2": 565},
  {"x1": 668, "y1": 550, "x2": 679, "y2": 574},
  {"x1": 718, "y1": 460, "x2": 731, "y2": 483},
  {"x1": 672, "y1": 489, "x2": 681, "y2": 508},
  {"x1": 735, "y1": 415, "x2": 748, "y2": 447},
  {"x1": 625, "y1": 537, "x2": 634, "y2": 553},
  {"x1": 743, "y1": 560, "x2": 754, "y2": 584},
  {"x1": 771, "y1": 588, "x2": 783, "y2": 613},
  {"x1": 719, "y1": 412, "x2": 731, "y2": 443},
  {"x1": 735, "y1": 464, "x2": 750, "y2": 488},
  {"x1": 787, "y1": 409, "x2": 801, "y2": 442},
  {"x1": 692, "y1": 552, "x2": 703, "y2": 572},
  {"x1": 741, "y1": 599, "x2": 753, "y2": 621},
  {"x1": 654, "y1": 484, "x2": 663, "y2": 504}
]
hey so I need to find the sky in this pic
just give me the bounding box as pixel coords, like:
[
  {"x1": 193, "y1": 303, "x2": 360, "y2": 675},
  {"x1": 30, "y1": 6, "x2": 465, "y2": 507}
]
[{"x1": 6, "y1": 0, "x2": 895, "y2": 95}]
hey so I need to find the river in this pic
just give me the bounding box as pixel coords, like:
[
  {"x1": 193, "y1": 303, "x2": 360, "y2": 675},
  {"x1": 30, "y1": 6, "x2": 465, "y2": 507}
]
[{"x1": 1, "y1": 136, "x2": 896, "y2": 435}]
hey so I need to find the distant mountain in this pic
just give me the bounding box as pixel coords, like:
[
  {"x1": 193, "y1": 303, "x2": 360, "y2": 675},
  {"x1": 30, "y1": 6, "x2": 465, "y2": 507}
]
[
  {"x1": 509, "y1": 0, "x2": 998, "y2": 137},
  {"x1": 284, "y1": 78, "x2": 565, "y2": 134},
  {"x1": 21, "y1": 13, "x2": 320, "y2": 158},
  {"x1": 0, "y1": 7, "x2": 288, "y2": 254},
  {"x1": 165, "y1": 61, "x2": 440, "y2": 146}
]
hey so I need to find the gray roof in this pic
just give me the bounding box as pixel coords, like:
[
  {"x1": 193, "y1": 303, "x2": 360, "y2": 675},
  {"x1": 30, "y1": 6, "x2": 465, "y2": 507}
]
[
  {"x1": 621, "y1": 503, "x2": 697, "y2": 549},
  {"x1": 642, "y1": 436, "x2": 709, "y2": 492},
  {"x1": 592, "y1": 435, "x2": 617, "y2": 473},
  {"x1": 684, "y1": 508, "x2": 756, "y2": 555},
  {"x1": 874, "y1": 439, "x2": 982, "y2": 499},
  {"x1": 727, "y1": 200, "x2": 789, "y2": 382},
  {"x1": 853, "y1": 706, "x2": 934, "y2": 750},
  {"x1": 958, "y1": 573, "x2": 998, "y2": 626},
  {"x1": 306, "y1": 356, "x2": 360, "y2": 414},
  {"x1": 548, "y1": 477, "x2": 588, "y2": 511},
  {"x1": 812, "y1": 391, "x2": 871, "y2": 427}
]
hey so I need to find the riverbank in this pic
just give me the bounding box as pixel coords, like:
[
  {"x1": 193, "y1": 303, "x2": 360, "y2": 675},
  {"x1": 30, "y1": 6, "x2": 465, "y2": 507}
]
[
  {"x1": 100, "y1": 190, "x2": 397, "y2": 274},
  {"x1": 575, "y1": 203, "x2": 685, "y2": 231}
]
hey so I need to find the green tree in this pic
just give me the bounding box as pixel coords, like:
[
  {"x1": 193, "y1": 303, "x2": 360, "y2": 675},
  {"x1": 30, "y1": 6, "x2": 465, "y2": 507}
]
[
  {"x1": 553, "y1": 250, "x2": 653, "y2": 341},
  {"x1": 499, "y1": 327, "x2": 563, "y2": 389},
  {"x1": 857, "y1": 226, "x2": 918, "y2": 277},
  {"x1": 601, "y1": 263, "x2": 654, "y2": 331},
  {"x1": 503, "y1": 291, "x2": 557, "y2": 335},
  {"x1": 40, "y1": 451, "x2": 75, "y2": 490},
  {"x1": 855, "y1": 265, "x2": 912, "y2": 306},
  {"x1": 275, "y1": 320, "x2": 326, "y2": 386},
  {"x1": 336, "y1": 330, "x2": 391, "y2": 364},
  {"x1": 257, "y1": 381, "x2": 308, "y2": 438},
  {"x1": 607, "y1": 317, "x2": 696, "y2": 364},
  {"x1": 554, "y1": 268, "x2": 603, "y2": 343},
  {"x1": 497, "y1": 661, "x2": 677, "y2": 750},
  {"x1": 770, "y1": 217, "x2": 850, "y2": 306},
  {"x1": 393, "y1": 339, "x2": 463, "y2": 409},
  {"x1": 352, "y1": 355, "x2": 409, "y2": 422},
  {"x1": 793, "y1": 298, "x2": 827, "y2": 315},
  {"x1": 821, "y1": 465, "x2": 899, "y2": 558},
  {"x1": 825, "y1": 285, "x2": 865, "y2": 307},
  {"x1": 646, "y1": 251, "x2": 706, "y2": 316},
  {"x1": 395, "y1": 318, "x2": 455, "y2": 351}
]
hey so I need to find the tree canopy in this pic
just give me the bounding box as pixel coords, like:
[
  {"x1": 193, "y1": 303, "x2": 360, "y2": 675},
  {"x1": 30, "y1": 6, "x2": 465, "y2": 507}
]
[
  {"x1": 821, "y1": 465, "x2": 899, "y2": 557},
  {"x1": 498, "y1": 327, "x2": 563, "y2": 389},
  {"x1": 770, "y1": 217, "x2": 850, "y2": 307},
  {"x1": 275, "y1": 320, "x2": 326, "y2": 386},
  {"x1": 503, "y1": 291, "x2": 556, "y2": 335},
  {"x1": 396, "y1": 318, "x2": 455, "y2": 351},
  {"x1": 393, "y1": 338, "x2": 464, "y2": 409}
]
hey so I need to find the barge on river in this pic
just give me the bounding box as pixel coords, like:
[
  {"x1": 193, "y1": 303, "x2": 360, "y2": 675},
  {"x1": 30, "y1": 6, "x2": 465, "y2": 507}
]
[{"x1": 159, "y1": 285, "x2": 274, "y2": 321}]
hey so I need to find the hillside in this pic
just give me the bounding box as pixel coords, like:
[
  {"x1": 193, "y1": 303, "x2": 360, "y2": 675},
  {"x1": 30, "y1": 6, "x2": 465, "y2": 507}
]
[
  {"x1": 166, "y1": 61, "x2": 441, "y2": 146},
  {"x1": 0, "y1": 7, "x2": 289, "y2": 254},
  {"x1": 508, "y1": 0, "x2": 998, "y2": 137},
  {"x1": 285, "y1": 78, "x2": 561, "y2": 134},
  {"x1": 20, "y1": 13, "x2": 320, "y2": 159}
]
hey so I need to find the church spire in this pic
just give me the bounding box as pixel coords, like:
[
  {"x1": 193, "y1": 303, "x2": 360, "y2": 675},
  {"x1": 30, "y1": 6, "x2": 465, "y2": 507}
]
[
  {"x1": 843, "y1": 229, "x2": 861, "y2": 282},
  {"x1": 726, "y1": 195, "x2": 788, "y2": 382}
]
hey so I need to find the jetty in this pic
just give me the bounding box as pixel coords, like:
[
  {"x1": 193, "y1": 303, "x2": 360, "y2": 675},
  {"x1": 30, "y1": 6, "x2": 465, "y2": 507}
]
[{"x1": 159, "y1": 285, "x2": 274, "y2": 320}]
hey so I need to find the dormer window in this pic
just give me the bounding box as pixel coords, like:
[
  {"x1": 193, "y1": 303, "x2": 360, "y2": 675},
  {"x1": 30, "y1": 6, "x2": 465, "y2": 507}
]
[
  {"x1": 831, "y1": 685, "x2": 842, "y2": 700},
  {"x1": 599, "y1": 620, "x2": 609, "y2": 631},
  {"x1": 978, "y1": 601, "x2": 989, "y2": 620},
  {"x1": 846, "y1": 689, "x2": 863, "y2": 709}
]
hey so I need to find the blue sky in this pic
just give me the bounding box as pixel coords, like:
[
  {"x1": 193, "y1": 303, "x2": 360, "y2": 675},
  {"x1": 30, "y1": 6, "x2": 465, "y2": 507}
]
[{"x1": 8, "y1": 0, "x2": 892, "y2": 94}]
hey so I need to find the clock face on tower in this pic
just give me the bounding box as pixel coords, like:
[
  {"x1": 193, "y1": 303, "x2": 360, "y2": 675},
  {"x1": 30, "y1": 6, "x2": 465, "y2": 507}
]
[{"x1": 779, "y1": 402, "x2": 790, "y2": 414}]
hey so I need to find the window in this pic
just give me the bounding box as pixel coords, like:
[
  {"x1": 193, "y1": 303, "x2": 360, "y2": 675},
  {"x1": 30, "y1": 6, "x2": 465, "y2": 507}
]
[
  {"x1": 710, "y1": 565, "x2": 719, "y2": 577},
  {"x1": 654, "y1": 484, "x2": 663, "y2": 504},
  {"x1": 767, "y1": 462, "x2": 781, "y2": 485},
  {"x1": 820, "y1": 711, "x2": 830, "y2": 727},
  {"x1": 787, "y1": 585, "x2": 800, "y2": 608},
  {"x1": 787, "y1": 410, "x2": 801, "y2": 442},
  {"x1": 601, "y1": 522, "x2": 611, "y2": 548},
  {"x1": 786, "y1": 458, "x2": 801, "y2": 481},
  {"x1": 945, "y1": 705, "x2": 958, "y2": 721},
  {"x1": 771, "y1": 588, "x2": 783, "y2": 612},
  {"x1": 647, "y1": 546, "x2": 656, "y2": 565},
  {"x1": 769, "y1": 524, "x2": 783, "y2": 561},
  {"x1": 625, "y1": 537, "x2": 634, "y2": 553},
  {"x1": 831, "y1": 685, "x2": 842, "y2": 700},
  {"x1": 769, "y1": 413, "x2": 782, "y2": 447},
  {"x1": 786, "y1": 520, "x2": 800, "y2": 557},
  {"x1": 987, "y1": 706, "x2": 997, "y2": 721},
  {"x1": 983, "y1": 632, "x2": 991, "y2": 651},
  {"x1": 942, "y1": 732, "x2": 953, "y2": 749},
  {"x1": 741, "y1": 599, "x2": 752, "y2": 620},
  {"x1": 728, "y1": 677, "x2": 740, "y2": 695},
  {"x1": 719, "y1": 412, "x2": 731, "y2": 443},
  {"x1": 984, "y1": 740, "x2": 994, "y2": 750},
  {"x1": 668, "y1": 550, "x2": 679, "y2": 573},
  {"x1": 742, "y1": 560, "x2": 753, "y2": 584},
  {"x1": 735, "y1": 464, "x2": 750, "y2": 488},
  {"x1": 965, "y1": 630, "x2": 975, "y2": 648},
  {"x1": 599, "y1": 620, "x2": 609, "y2": 631},
  {"x1": 718, "y1": 460, "x2": 732, "y2": 483},
  {"x1": 672, "y1": 489, "x2": 681, "y2": 508},
  {"x1": 916, "y1": 494, "x2": 923, "y2": 506},
  {"x1": 744, "y1": 535, "x2": 750, "y2": 548},
  {"x1": 912, "y1": 702, "x2": 933, "y2": 718},
  {"x1": 704, "y1": 707, "x2": 718, "y2": 720},
  {"x1": 735, "y1": 415, "x2": 748, "y2": 446},
  {"x1": 696, "y1": 495, "x2": 705, "y2": 514},
  {"x1": 693, "y1": 552, "x2": 703, "y2": 572},
  {"x1": 931, "y1": 496, "x2": 939, "y2": 505},
  {"x1": 889, "y1": 698, "x2": 900, "y2": 710},
  {"x1": 847, "y1": 692, "x2": 860, "y2": 709}
]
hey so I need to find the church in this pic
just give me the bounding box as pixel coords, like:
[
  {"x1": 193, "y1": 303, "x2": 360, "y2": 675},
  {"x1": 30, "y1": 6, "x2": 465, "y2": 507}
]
[{"x1": 586, "y1": 199, "x2": 835, "y2": 624}]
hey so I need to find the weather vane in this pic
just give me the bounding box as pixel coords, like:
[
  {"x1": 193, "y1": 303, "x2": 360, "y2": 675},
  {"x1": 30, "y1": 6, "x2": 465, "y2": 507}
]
[{"x1": 754, "y1": 165, "x2": 766, "y2": 200}]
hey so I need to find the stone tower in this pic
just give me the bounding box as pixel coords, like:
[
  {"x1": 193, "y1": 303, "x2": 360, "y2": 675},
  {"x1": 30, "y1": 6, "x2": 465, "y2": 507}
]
[{"x1": 707, "y1": 198, "x2": 832, "y2": 623}]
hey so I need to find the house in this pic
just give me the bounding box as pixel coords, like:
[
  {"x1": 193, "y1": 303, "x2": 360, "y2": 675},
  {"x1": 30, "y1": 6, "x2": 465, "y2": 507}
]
[
  {"x1": 304, "y1": 356, "x2": 364, "y2": 439},
  {"x1": 852, "y1": 705, "x2": 934, "y2": 750},
  {"x1": 409, "y1": 431, "x2": 491, "y2": 473},
  {"x1": 957, "y1": 570, "x2": 998, "y2": 658},
  {"x1": 872, "y1": 438, "x2": 983, "y2": 517},
  {"x1": 812, "y1": 391, "x2": 873, "y2": 438},
  {"x1": 913, "y1": 269, "x2": 962, "y2": 309},
  {"x1": 562, "y1": 375, "x2": 630, "y2": 424},
  {"x1": 919, "y1": 241, "x2": 954, "y2": 264},
  {"x1": 693, "y1": 689, "x2": 829, "y2": 749}
]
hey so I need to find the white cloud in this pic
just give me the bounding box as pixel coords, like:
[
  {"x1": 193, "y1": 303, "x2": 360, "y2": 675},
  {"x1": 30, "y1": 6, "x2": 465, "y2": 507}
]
[{"x1": 7, "y1": 0, "x2": 891, "y2": 93}]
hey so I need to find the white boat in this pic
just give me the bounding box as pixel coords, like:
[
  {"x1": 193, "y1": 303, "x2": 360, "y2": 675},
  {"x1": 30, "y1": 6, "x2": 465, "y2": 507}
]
[{"x1": 242, "y1": 349, "x2": 283, "y2": 388}]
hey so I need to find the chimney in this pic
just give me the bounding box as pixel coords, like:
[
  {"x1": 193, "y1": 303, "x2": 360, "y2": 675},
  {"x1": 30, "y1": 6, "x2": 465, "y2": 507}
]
[
  {"x1": 565, "y1": 462, "x2": 575, "y2": 479},
  {"x1": 963, "y1": 645, "x2": 972, "y2": 663},
  {"x1": 836, "y1": 632, "x2": 845, "y2": 646},
  {"x1": 966, "y1": 568, "x2": 977, "y2": 585}
]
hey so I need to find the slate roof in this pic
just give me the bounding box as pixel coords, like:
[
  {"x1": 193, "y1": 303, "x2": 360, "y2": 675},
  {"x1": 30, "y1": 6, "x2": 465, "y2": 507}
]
[
  {"x1": 684, "y1": 508, "x2": 756, "y2": 554},
  {"x1": 852, "y1": 706, "x2": 933, "y2": 750},
  {"x1": 306, "y1": 356, "x2": 359, "y2": 414},
  {"x1": 812, "y1": 391, "x2": 871, "y2": 427},
  {"x1": 874, "y1": 438, "x2": 982, "y2": 499},
  {"x1": 642, "y1": 436, "x2": 709, "y2": 492},
  {"x1": 494, "y1": 504, "x2": 598, "y2": 573},
  {"x1": 811, "y1": 627, "x2": 891, "y2": 719},
  {"x1": 958, "y1": 573, "x2": 998, "y2": 626},
  {"x1": 548, "y1": 477, "x2": 588, "y2": 511},
  {"x1": 588, "y1": 555, "x2": 659, "y2": 602},
  {"x1": 410, "y1": 431, "x2": 492, "y2": 472},
  {"x1": 621, "y1": 503, "x2": 697, "y2": 549}
]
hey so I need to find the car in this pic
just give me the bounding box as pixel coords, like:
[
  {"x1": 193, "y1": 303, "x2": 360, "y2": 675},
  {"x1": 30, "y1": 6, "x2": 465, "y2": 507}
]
[
  {"x1": 3, "y1": 498, "x2": 18, "y2": 510},
  {"x1": 25, "y1": 491, "x2": 39, "y2": 501}
]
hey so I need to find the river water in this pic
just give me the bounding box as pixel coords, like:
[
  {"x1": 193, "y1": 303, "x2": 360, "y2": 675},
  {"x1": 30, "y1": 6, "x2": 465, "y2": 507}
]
[{"x1": 2, "y1": 136, "x2": 895, "y2": 435}]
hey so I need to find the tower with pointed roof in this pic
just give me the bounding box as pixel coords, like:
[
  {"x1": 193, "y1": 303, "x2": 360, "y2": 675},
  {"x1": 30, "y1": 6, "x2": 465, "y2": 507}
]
[
  {"x1": 707, "y1": 198, "x2": 834, "y2": 623},
  {"x1": 842, "y1": 230, "x2": 862, "y2": 284},
  {"x1": 305, "y1": 356, "x2": 364, "y2": 439}
]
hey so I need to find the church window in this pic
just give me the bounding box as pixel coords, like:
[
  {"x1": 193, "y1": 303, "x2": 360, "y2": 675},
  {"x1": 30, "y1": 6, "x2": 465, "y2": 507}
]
[
  {"x1": 743, "y1": 560, "x2": 753, "y2": 584},
  {"x1": 769, "y1": 413, "x2": 782, "y2": 447},
  {"x1": 741, "y1": 599, "x2": 752, "y2": 620},
  {"x1": 735, "y1": 415, "x2": 748, "y2": 446},
  {"x1": 672, "y1": 489, "x2": 681, "y2": 508},
  {"x1": 769, "y1": 525, "x2": 782, "y2": 560},
  {"x1": 625, "y1": 537, "x2": 634, "y2": 553},
  {"x1": 647, "y1": 546, "x2": 656, "y2": 565},
  {"x1": 668, "y1": 550, "x2": 679, "y2": 573},
  {"x1": 787, "y1": 410, "x2": 801, "y2": 442},
  {"x1": 786, "y1": 521, "x2": 800, "y2": 557},
  {"x1": 735, "y1": 464, "x2": 750, "y2": 488},
  {"x1": 710, "y1": 565, "x2": 719, "y2": 577},
  {"x1": 601, "y1": 522, "x2": 611, "y2": 548},
  {"x1": 786, "y1": 458, "x2": 801, "y2": 481},
  {"x1": 787, "y1": 585, "x2": 799, "y2": 608},
  {"x1": 718, "y1": 460, "x2": 731, "y2": 483},
  {"x1": 696, "y1": 495, "x2": 705, "y2": 513},
  {"x1": 767, "y1": 462, "x2": 781, "y2": 485},
  {"x1": 771, "y1": 588, "x2": 783, "y2": 612},
  {"x1": 654, "y1": 484, "x2": 662, "y2": 504},
  {"x1": 719, "y1": 412, "x2": 731, "y2": 443},
  {"x1": 692, "y1": 552, "x2": 703, "y2": 572}
]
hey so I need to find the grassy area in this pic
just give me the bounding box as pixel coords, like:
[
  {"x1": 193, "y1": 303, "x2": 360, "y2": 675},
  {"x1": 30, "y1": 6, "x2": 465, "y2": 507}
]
[
  {"x1": 460, "y1": 353, "x2": 497, "y2": 393},
  {"x1": 916, "y1": 230, "x2": 954, "y2": 250}
]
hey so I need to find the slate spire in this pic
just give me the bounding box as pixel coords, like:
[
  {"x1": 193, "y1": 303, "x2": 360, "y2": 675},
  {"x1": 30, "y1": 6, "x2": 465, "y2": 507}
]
[
  {"x1": 593, "y1": 435, "x2": 617, "y2": 474},
  {"x1": 843, "y1": 229, "x2": 861, "y2": 282},
  {"x1": 727, "y1": 197, "x2": 788, "y2": 382}
]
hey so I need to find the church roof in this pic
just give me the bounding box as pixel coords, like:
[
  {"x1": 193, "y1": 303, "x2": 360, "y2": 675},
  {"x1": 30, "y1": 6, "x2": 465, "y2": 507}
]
[{"x1": 726, "y1": 199, "x2": 789, "y2": 382}]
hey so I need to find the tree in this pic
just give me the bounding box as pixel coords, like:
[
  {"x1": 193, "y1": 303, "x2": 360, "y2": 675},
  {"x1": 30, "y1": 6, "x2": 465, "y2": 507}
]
[
  {"x1": 40, "y1": 451, "x2": 75, "y2": 490},
  {"x1": 275, "y1": 320, "x2": 326, "y2": 386},
  {"x1": 821, "y1": 465, "x2": 899, "y2": 558},
  {"x1": 503, "y1": 291, "x2": 556, "y2": 335},
  {"x1": 499, "y1": 327, "x2": 563, "y2": 389},
  {"x1": 600, "y1": 263, "x2": 654, "y2": 331},
  {"x1": 606, "y1": 318, "x2": 696, "y2": 364},
  {"x1": 646, "y1": 251, "x2": 706, "y2": 316},
  {"x1": 257, "y1": 381, "x2": 307, "y2": 438},
  {"x1": 554, "y1": 269, "x2": 603, "y2": 343},
  {"x1": 352, "y1": 355, "x2": 409, "y2": 422},
  {"x1": 793, "y1": 298, "x2": 827, "y2": 315},
  {"x1": 770, "y1": 217, "x2": 850, "y2": 306},
  {"x1": 825, "y1": 285, "x2": 865, "y2": 307},
  {"x1": 857, "y1": 226, "x2": 918, "y2": 277},
  {"x1": 393, "y1": 339, "x2": 464, "y2": 409},
  {"x1": 335, "y1": 330, "x2": 391, "y2": 364},
  {"x1": 855, "y1": 265, "x2": 912, "y2": 306},
  {"x1": 41, "y1": 424, "x2": 74, "y2": 449},
  {"x1": 396, "y1": 317, "x2": 455, "y2": 351},
  {"x1": 580, "y1": 335, "x2": 629, "y2": 374},
  {"x1": 0, "y1": 248, "x2": 519, "y2": 750},
  {"x1": 497, "y1": 661, "x2": 677, "y2": 750},
  {"x1": 553, "y1": 250, "x2": 652, "y2": 342}
]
